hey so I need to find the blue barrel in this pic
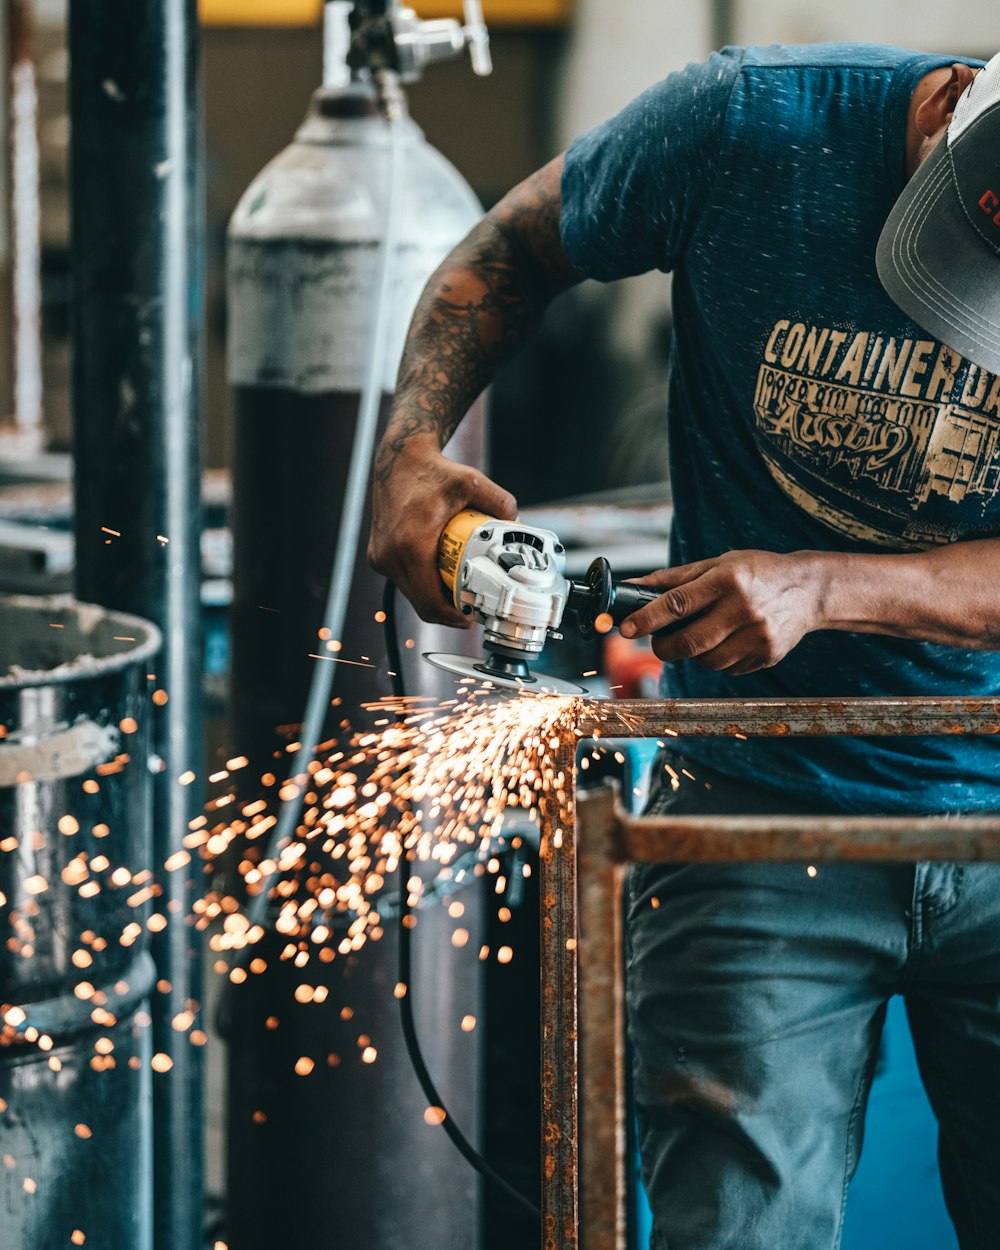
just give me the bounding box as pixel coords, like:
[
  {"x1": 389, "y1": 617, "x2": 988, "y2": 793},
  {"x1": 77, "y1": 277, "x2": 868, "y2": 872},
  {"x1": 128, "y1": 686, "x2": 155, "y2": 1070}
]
[{"x1": 0, "y1": 595, "x2": 160, "y2": 1250}]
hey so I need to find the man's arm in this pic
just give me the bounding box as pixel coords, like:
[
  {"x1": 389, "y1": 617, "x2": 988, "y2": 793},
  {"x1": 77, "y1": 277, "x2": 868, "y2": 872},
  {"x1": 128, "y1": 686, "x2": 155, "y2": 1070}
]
[
  {"x1": 368, "y1": 155, "x2": 581, "y2": 625},
  {"x1": 620, "y1": 540, "x2": 1000, "y2": 675}
]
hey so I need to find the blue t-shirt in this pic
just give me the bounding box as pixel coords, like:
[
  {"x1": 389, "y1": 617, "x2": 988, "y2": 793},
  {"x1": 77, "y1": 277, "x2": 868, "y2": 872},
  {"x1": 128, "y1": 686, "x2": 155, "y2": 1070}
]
[{"x1": 561, "y1": 43, "x2": 998, "y2": 814}]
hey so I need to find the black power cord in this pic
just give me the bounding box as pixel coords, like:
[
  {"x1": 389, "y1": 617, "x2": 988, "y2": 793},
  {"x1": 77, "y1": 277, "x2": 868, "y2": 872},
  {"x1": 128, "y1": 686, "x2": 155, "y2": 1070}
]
[{"x1": 381, "y1": 579, "x2": 541, "y2": 1222}]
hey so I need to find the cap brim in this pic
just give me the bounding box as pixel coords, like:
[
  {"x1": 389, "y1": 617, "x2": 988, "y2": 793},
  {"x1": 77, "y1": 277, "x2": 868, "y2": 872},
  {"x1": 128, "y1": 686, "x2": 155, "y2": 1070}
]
[{"x1": 877, "y1": 135, "x2": 1000, "y2": 375}]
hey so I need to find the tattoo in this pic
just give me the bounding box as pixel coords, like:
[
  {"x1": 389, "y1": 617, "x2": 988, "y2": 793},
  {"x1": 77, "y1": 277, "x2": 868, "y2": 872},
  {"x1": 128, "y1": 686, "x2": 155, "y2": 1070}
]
[{"x1": 373, "y1": 157, "x2": 580, "y2": 483}]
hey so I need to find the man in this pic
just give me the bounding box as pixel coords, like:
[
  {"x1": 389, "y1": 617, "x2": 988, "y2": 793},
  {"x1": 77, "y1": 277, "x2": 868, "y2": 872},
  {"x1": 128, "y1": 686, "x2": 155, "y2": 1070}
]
[{"x1": 369, "y1": 43, "x2": 1000, "y2": 1249}]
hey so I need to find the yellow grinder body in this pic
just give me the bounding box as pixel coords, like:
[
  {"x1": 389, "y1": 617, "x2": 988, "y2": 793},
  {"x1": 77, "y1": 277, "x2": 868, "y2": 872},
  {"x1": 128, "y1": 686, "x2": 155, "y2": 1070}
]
[
  {"x1": 437, "y1": 509, "x2": 495, "y2": 606},
  {"x1": 427, "y1": 510, "x2": 588, "y2": 695}
]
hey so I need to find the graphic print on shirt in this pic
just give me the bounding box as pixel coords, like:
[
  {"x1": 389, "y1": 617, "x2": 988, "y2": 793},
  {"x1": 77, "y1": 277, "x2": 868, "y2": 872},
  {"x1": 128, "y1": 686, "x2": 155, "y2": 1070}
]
[{"x1": 753, "y1": 319, "x2": 1000, "y2": 548}]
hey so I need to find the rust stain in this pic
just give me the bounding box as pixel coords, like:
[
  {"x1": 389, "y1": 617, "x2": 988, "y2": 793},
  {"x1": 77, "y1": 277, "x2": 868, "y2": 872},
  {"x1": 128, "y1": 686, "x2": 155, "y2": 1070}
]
[
  {"x1": 658, "y1": 1071, "x2": 739, "y2": 1115},
  {"x1": 564, "y1": 696, "x2": 1000, "y2": 1250}
]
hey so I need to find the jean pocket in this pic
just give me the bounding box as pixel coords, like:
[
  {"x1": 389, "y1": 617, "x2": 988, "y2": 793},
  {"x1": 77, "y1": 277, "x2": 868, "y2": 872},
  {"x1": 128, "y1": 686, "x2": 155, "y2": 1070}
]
[{"x1": 642, "y1": 749, "x2": 688, "y2": 818}]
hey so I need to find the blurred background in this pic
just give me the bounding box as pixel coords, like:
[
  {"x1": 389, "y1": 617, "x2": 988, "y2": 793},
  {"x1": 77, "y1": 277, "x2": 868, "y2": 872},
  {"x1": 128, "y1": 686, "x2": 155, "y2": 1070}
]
[
  {"x1": 9, "y1": 0, "x2": 995, "y2": 503},
  {"x1": 0, "y1": 3, "x2": 998, "y2": 1249}
]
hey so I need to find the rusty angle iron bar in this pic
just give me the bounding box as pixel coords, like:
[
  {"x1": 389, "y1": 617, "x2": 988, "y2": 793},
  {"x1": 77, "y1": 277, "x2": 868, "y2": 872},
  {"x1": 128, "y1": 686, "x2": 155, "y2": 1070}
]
[
  {"x1": 541, "y1": 695, "x2": 1000, "y2": 1249},
  {"x1": 575, "y1": 695, "x2": 1000, "y2": 739},
  {"x1": 539, "y1": 734, "x2": 579, "y2": 1250},
  {"x1": 620, "y1": 810, "x2": 1000, "y2": 863}
]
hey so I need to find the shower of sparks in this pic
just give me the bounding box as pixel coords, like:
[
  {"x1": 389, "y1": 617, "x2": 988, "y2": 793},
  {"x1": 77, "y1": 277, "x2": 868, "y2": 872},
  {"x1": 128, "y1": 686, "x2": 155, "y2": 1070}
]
[
  {"x1": 0, "y1": 679, "x2": 649, "y2": 1116},
  {"x1": 196, "y1": 685, "x2": 593, "y2": 966}
]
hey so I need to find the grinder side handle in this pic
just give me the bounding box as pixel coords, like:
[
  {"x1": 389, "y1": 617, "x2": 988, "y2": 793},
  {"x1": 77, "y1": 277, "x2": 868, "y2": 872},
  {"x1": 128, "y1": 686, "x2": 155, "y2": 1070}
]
[{"x1": 570, "y1": 557, "x2": 685, "y2": 640}]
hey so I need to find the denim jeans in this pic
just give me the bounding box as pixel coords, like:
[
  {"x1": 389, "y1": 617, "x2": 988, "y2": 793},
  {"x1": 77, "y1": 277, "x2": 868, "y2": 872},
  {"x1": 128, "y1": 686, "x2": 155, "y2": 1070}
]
[{"x1": 627, "y1": 752, "x2": 1000, "y2": 1250}]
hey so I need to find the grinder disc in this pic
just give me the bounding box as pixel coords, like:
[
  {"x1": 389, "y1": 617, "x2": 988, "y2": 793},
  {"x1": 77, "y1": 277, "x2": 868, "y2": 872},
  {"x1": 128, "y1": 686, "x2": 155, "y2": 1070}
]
[{"x1": 423, "y1": 652, "x2": 586, "y2": 696}]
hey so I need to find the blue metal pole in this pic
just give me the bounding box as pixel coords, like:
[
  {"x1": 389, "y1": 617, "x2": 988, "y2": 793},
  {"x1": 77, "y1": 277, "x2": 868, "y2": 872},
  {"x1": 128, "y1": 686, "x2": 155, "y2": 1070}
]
[{"x1": 69, "y1": 4, "x2": 205, "y2": 1248}]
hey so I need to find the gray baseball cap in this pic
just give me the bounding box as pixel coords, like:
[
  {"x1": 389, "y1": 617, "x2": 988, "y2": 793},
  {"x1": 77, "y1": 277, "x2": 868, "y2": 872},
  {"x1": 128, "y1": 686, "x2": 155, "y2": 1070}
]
[{"x1": 877, "y1": 53, "x2": 1000, "y2": 374}]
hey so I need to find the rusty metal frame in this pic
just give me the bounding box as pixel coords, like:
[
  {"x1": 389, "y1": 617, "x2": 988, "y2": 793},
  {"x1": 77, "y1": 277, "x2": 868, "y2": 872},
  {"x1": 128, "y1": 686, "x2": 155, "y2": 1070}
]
[{"x1": 538, "y1": 696, "x2": 1000, "y2": 1250}]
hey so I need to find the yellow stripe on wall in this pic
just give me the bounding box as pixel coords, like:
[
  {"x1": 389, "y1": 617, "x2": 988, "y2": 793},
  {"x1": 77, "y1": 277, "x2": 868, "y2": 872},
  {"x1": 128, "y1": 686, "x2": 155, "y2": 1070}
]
[
  {"x1": 201, "y1": 0, "x2": 324, "y2": 26},
  {"x1": 201, "y1": 0, "x2": 570, "y2": 28},
  {"x1": 414, "y1": 0, "x2": 571, "y2": 24}
]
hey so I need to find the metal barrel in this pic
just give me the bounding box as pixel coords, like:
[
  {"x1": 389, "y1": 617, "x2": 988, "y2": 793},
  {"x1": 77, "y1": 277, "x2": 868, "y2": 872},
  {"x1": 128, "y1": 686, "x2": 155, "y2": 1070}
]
[{"x1": 0, "y1": 595, "x2": 161, "y2": 1250}]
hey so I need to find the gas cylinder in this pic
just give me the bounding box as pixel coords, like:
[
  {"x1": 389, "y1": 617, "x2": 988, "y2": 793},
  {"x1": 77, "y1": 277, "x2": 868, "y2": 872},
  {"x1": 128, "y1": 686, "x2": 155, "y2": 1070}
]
[
  {"x1": 227, "y1": 84, "x2": 487, "y2": 760},
  {"x1": 223, "y1": 19, "x2": 489, "y2": 1250}
]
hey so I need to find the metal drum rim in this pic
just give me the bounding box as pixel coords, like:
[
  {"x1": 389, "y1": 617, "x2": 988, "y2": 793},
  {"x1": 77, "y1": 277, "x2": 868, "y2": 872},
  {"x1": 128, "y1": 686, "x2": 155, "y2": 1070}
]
[
  {"x1": 0, "y1": 594, "x2": 162, "y2": 691},
  {"x1": 2, "y1": 951, "x2": 157, "y2": 1050}
]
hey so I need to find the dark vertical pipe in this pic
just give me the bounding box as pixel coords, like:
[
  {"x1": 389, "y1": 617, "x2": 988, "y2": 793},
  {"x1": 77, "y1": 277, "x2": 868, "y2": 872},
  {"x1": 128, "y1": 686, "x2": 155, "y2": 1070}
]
[{"x1": 69, "y1": 5, "x2": 204, "y2": 1250}]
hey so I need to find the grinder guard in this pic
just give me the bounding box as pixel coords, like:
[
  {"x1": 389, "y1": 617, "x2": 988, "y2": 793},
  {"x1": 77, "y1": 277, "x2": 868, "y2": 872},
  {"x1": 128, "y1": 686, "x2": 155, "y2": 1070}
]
[{"x1": 426, "y1": 511, "x2": 665, "y2": 693}]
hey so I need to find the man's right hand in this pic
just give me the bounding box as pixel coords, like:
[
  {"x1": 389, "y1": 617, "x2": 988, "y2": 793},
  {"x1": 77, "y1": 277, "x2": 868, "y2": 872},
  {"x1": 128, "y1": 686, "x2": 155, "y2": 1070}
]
[
  {"x1": 365, "y1": 155, "x2": 573, "y2": 625},
  {"x1": 368, "y1": 432, "x2": 517, "y2": 626}
]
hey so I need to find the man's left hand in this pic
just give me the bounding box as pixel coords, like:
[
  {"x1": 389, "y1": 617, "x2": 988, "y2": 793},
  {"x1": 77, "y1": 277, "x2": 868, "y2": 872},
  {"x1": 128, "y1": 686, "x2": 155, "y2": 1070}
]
[{"x1": 619, "y1": 550, "x2": 826, "y2": 676}]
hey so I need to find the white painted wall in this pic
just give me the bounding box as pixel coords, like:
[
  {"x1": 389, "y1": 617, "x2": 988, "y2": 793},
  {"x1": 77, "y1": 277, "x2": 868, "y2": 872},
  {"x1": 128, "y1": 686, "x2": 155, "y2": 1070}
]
[
  {"x1": 556, "y1": 0, "x2": 712, "y2": 144},
  {"x1": 555, "y1": 2, "x2": 714, "y2": 362},
  {"x1": 35, "y1": 0, "x2": 67, "y2": 30},
  {"x1": 731, "y1": 0, "x2": 999, "y2": 56}
]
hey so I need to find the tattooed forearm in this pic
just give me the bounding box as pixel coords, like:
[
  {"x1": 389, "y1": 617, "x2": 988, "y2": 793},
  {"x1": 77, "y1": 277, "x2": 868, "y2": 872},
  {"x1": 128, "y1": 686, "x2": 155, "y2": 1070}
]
[{"x1": 373, "y1": 156, "x2": 581, "y2": 483}]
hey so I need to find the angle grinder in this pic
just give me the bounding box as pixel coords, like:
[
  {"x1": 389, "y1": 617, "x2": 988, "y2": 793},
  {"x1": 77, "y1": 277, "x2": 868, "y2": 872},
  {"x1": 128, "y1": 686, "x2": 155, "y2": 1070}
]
[{"x1": 424, "y1": 509, "x2": 665, "y2": 694}]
